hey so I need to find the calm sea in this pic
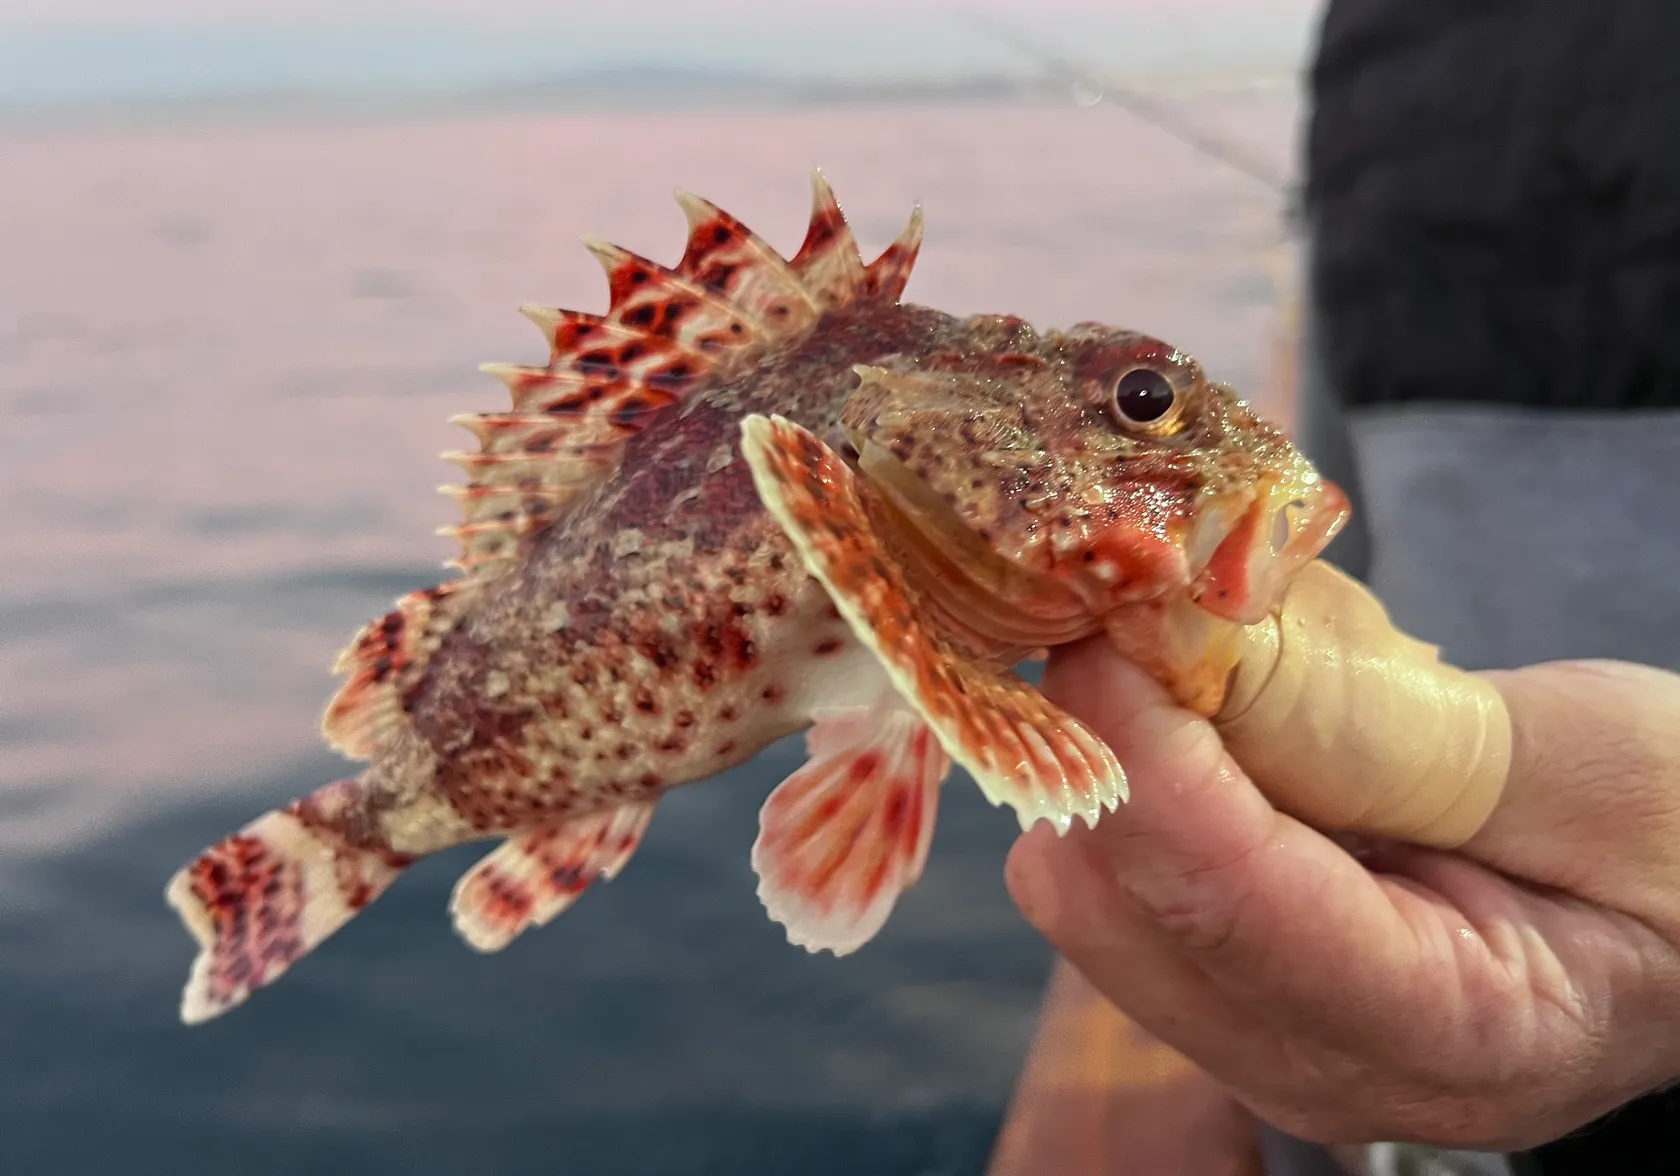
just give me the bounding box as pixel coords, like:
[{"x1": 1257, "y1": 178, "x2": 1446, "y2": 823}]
[{"x1": 0, "y1": 93, "x2": 1298, "y2": 1175}]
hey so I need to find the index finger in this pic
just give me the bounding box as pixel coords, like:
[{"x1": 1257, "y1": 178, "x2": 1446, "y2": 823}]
[{"x1": 1010, "y1": 638, "x2": 1449, "y2": 1035}]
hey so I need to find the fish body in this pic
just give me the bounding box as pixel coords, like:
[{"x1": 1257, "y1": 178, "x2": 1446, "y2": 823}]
[{"x1": 167, "y1": 174, "x2": 1347, "y2": 1024}]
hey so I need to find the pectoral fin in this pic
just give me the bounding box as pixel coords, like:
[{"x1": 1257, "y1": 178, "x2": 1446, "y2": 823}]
[{"x1": 740, "y1": 414, "x2": 1126, "y2": 834}]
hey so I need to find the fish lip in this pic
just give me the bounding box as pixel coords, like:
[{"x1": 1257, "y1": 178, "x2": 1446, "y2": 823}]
[
  {"x1": 1184, "y1": 487, "x2": 1255, "y2": 579},
  {"x1": 1188, "y1": 474, "x2": 1350, "y2": 624}
]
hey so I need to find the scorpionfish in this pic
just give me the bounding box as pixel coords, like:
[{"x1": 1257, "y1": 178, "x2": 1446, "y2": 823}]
[{"x1": 167, "y1": 172, "x2": 1348, "y2": 1024}]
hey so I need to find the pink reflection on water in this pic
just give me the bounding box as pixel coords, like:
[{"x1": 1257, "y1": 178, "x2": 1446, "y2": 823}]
[{"x1": 0, "y1": 96, "x2": 1298, "y2": 853}]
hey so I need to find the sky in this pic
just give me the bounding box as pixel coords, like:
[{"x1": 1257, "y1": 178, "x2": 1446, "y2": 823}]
[{"x1": 0, "y1": 0, "x2": 1325, "y2": 110}]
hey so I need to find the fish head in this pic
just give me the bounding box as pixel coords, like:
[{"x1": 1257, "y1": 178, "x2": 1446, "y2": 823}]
[{"x1": 838, "y1": 317, "x2": 1348, "y2": 639}]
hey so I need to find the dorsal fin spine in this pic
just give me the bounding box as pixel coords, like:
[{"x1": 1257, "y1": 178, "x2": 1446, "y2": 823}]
[
  {"x1": 866, "y1": 204, "x2": 925, "y2": 302},
  {"x1": 581, "y1": 235, "x2": 768, "y2": 338},
  {"x1": 672, "y1": 188, "x2": 823, "y2": 324},
  {"x1": 790, "y1": 169, "x2": 868, "y2": 305}
]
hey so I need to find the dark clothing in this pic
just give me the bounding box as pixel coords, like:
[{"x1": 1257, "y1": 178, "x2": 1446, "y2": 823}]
[
  {"x1": 1299, "y1": 1, "x2": 1680, "y2": 1172},
  {"x1": 1306, "y1": 0, "x2": 1680, "y2": 414}
]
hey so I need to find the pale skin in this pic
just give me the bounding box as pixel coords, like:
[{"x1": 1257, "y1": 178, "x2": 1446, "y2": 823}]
[{"x1": 1006, "y1": 644, "x2": 1680, "y2": 1150}]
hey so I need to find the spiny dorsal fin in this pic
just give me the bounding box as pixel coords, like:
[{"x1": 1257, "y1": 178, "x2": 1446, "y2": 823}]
[
  {"x1": 673, "y1": 189, "x2": 823, "y2": 327},
  {"x1": 864, "y1": 203, "x2": 924, "y2": 302},
  {"x1": 441, "y1": 171, "x2": 926, "y2": 583},
  {"x1": 791, "y1": 170, "x2": 869, "y2": 306},
  {"x1": 789, "y1": 169, "x2": 923, "y2": 308}
]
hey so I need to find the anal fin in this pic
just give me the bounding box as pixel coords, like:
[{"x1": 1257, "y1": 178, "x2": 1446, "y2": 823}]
[
  {"x1": 740, "y1": 414, "x2": 1127, "y2": 835},
  {"x1": 753, "y1": 706, "x2": 948, "y2": 955},
  {"x1": 449, "y1": 800, "x2": 656, "y2": 953}
]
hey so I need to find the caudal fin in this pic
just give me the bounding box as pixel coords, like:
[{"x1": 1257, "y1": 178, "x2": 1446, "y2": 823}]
[{"x1": 165, "y1": 778, "x2": 414, "y2": 1025}]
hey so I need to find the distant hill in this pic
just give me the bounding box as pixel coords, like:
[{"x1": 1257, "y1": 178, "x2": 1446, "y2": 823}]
[
  {"x1": 0, "y1": 61, "x2": 1296, "y2": 131},
  {"x1": 467, "y1": 65, "x2": 1046, "y2": 106}
]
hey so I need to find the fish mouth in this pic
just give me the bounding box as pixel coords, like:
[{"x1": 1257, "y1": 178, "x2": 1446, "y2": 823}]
[
  {"x1": 1186, "y1": 474, "x2": 1350, "y2": 625},
  {"x1": 848, "y1": 436, "x2": 1107, "y2": 657}
]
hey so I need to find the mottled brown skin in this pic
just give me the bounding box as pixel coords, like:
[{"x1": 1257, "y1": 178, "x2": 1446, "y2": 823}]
[
  {"x1": 345, "y1": 307, "x2": 1331, "y2": 858},
  {"x1": 360, "y1": 301, "x2": 990, "y2": 855}
]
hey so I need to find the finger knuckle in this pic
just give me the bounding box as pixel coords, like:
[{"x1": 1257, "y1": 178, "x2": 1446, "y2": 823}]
[{"x1": 1120, "y1": 846, "x2": 1259, "y2": 953}]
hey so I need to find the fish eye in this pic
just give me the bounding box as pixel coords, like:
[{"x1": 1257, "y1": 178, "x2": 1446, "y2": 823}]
[{"x1": 1107, "y1": 367, "x2": 1180, "y2": 433}]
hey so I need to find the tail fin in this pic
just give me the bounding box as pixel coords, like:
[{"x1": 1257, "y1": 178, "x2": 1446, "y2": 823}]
[{"x1": 164, "y1": 778, "x2": 415, "y2": 1025}]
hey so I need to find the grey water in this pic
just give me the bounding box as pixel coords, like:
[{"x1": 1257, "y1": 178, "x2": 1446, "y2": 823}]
[{"x1": 0, "y1": 93, "x2": 1298, "y2": 1174}]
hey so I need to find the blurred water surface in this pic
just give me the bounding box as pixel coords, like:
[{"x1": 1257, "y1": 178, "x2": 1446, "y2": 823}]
[{"x1": 0, "y1": 93, "x2": 1297, "y2": 1174}]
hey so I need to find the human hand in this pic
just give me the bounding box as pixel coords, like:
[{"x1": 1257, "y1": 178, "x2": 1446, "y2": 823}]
[{"x1": 1006, "y1": 600, "x2": 1680, "y2": 1149}]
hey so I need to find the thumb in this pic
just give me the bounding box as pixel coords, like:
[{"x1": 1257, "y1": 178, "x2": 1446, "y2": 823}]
[{"x1": 1007, "y1": 640, "x2": 1421, "y2": 1022}]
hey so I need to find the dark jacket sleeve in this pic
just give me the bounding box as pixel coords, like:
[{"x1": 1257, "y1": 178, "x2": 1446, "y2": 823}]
[{"x1": 1305, "y1": 0, "x2": 1680, "y2": 414}]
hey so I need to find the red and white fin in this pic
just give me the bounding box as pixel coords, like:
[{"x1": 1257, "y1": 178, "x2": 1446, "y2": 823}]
[
  {"x1": 863, "y1": 201, "x2": 924, "y2": 302},
  {"x1": 320, "y1": 578, "x2": 478, "y2": 759},
  {"x1": 740, "y1": 414, "x2": 1127, "y2": 835},
  {"x1": 753, "y1": 706, "x2": 948, "y2": 955},
  {"x1": 448, "y1": 799, "x2": 657, "y2": 953},
  {"x1": 445, "y1": 170, "x2": 925, "y2": 583},
  {"x1": 672, "y1": 188, "x2": 823, "y2": 327},
  {"x1": 166, "y1": 777, "x2": 415, "y2": 1025},
  {"x1": 791, "y1": 169, "x2": 924, "y2": 308}
]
